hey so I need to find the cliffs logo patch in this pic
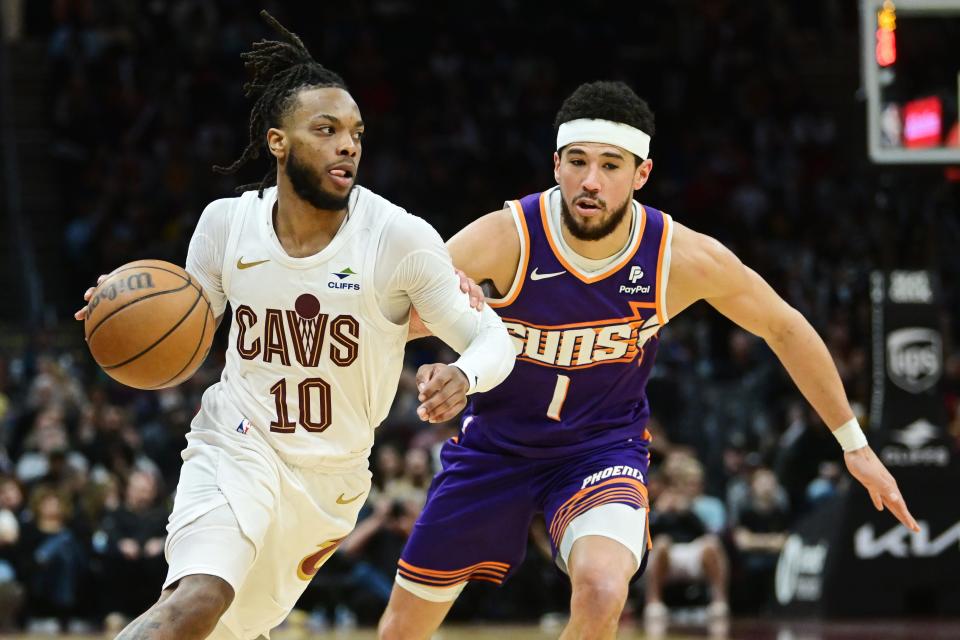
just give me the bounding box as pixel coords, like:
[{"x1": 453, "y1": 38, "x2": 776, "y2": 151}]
[
  {"x1": 334, "y1": 267, "x2": 356, "y2": 279},
  {"x1": 886, "y1": 327, "x2": 942, "y2": 393},
  {"x1": 330, "y1": 267, "x2": 360, "y2": 291},
  {"x1": 297, "y1": 538, "x2": 345, "y2": 580}
]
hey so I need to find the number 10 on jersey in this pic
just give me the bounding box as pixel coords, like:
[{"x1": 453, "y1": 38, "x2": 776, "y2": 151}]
[{"x1": 269, "y1": 377, "x2": 332, "y2": 432}]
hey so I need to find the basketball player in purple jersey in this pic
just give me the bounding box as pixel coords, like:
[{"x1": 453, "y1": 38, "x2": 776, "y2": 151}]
[{"x1": 378, "y1": 81, "x2": 919, "y2": 640}]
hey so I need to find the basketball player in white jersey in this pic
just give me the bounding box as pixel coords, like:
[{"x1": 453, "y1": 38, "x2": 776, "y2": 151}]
[{"x1": 74, "y1": 13, "x2": 514, "y2": 640}]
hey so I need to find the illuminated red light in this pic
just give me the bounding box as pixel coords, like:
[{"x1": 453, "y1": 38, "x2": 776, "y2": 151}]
[
  {"x1": 902, "y1": 97, "x2": 943, "y2": 147},
  {"x1": 875, "y1": 27, "x2": 897, "y2": 66}
]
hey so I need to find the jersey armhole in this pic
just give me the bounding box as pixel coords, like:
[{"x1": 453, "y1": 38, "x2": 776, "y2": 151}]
[
  {"x1": 219, "y1": 198, "x2": 246, "y2": 301},
  {"x1": 488, "y1": 201, "x2": 529, "y2": 309},
  {"x1": 655, "y1": 212, "x2": 674, "y2": 327},
  {"x1": 360, "y1": 208, "x2": 411, "y2": 335}
]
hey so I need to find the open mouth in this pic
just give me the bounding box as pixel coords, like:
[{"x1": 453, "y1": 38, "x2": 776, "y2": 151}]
[
  {"x1": 327, "y1": 166, "x2": 355, "y2": 189},
  {"x1": 574, "y1": 199, "x2": 603, "y2": 216}
]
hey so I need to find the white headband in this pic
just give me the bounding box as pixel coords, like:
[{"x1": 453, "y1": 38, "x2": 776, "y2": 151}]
[{"x1": 556, "y1": 118, "x2": 651, "y2": 160}]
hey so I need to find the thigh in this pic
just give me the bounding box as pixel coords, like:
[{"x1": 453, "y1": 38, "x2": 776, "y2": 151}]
[
  {"x1": 167, "y1": 430, "x2": 281, "y2": 558},
  {"x1": 222, "y1": 463, "x2": 371, "y2": 639},
  {"x1": 543, "y1": 441, "x2": 651, "y2": 573},
  {"x1": 398, "y1": 440, "x2": 537, "y2": 591},
  {"x1": 164, "y1": 504, "x2": 256, "y2": 594},
  {"x1": 559, "y1": 504, "x2": 650, "y2": 577}
]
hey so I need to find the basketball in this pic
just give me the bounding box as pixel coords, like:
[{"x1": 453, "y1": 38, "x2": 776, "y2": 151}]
[{"x1": 83, "y1": 259, "x2": 215, "y2": 390}]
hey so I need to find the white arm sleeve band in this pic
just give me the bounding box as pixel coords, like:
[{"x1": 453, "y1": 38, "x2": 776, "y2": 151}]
[
  {"x1": 185, "y1": 198, "x2": 231, "y2": 318},
  {"x1": 376, "y1": 214, "x2": 515, "y2": 394}
]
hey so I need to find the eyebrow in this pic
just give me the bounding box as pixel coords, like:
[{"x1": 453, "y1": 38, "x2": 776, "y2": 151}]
[
  {"x1": 566, "y1": 147, "x2": 625, "y2": 160},
  {"x1": 312, "y1": 114, "x2": 365, "y2": 128}
]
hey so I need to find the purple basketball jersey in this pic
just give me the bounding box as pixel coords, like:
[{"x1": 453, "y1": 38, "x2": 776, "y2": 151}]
[{"x1": 461, "y1": 187, "x2": 672, "y2": 458}]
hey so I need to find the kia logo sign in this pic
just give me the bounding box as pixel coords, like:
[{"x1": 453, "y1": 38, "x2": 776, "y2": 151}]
[
  {"x1": 855, "y1": 521, "x2": 960, "y2": 559},
  {"x1": 886, "y1": 327, "x2": 942, "y2": 393}
]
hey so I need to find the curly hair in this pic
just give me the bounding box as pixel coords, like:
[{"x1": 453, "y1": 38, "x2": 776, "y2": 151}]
[
  {"x1": 214, "y1": 11, "x2": 347, "y2": 196},
  {"x1": 553, "y1": 81, "x2": 655, "y2": 163}
]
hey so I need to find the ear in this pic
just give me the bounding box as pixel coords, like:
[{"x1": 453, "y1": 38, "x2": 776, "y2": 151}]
[
  {"x1": 266, "y1": 128, "x2": 287, "y2": 161},
  {"x1": 633, "y1": 158, "x2": 653, "y2": 190},
  {"x1": 553, "y1": 151, "x2": 561, "y2": 184}
]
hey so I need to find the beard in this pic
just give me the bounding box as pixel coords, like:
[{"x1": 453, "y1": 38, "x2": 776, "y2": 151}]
[
  {"x1": 285, "y1": 146, "x2": 353, "y2": 211},
  {"x1": 560, "y1": 193, "x2": 632, "y2": 241}
]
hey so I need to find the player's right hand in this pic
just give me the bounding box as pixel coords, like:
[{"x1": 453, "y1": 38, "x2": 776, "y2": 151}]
[
  {"x1": 74, "y1": 274, "x2": 108, "y2": 321},
  {"x1": 845, "y1": 446, "x2": 920, "y2": 532},
  {"x1": 415, "y1": 363, "x2": 469, "y2": 423}
]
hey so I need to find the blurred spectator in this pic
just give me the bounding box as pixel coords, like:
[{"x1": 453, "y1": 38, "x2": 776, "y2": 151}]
[
  {"x1": 18, "y1": 486, "x2": 86, "y2": 632},
  {"x1": 806, "y1": 460, "x2": 844, "y2": 506},
  {"x1": 664, "y1": 451, "x2": 727, "y2": 534},
  {"x1": 93, "y1": 469, "x2": 167, "y2": 619},
  {"x1": 732, "y1": 468, "x2": 790, "y2": 612},
  {"x1": 0, "y1": 476, "x2": 23, "y2": 630},
  {"x1": 775, "y1": 405, "x2": 843, "y2": 516},
  {"x1": 1, "y1": 0, "x2": 24, "y2": 43},
  {"x1": 645, "y1": 454, "x2": 729, "y2": 626},
  {"x1": 14, "y1": 407, "x2": 87, "y2": 490}
]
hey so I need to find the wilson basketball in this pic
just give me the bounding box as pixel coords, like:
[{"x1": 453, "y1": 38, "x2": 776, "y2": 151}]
[{"x1": 84, "y1": 259, "x2": 215, "y2": 390}]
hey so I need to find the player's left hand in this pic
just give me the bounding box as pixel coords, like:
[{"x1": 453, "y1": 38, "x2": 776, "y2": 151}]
[
  {"x1": 845, "y1": 446, "x2": 920, "y2": 532},
  {"x1": 415, "y1": 363, "x2": 469, "y2": 423},
  {"x1": 456, "y1": 268, "x2": 484, "y2": 311}
]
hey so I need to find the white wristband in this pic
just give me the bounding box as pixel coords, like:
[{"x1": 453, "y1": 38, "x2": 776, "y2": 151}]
[
  {"x1": 833, "y1": 418, "x2": 868, "y2": 452},
  {"x1": 450, "y1": 363, "x2": 478, "y2": 395}
]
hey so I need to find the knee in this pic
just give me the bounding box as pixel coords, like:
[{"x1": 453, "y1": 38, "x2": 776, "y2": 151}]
[
  {"x1": 700, "y1": 535, "x2": 726, "y2": 560},
  {"x1": 378, "y1": 601, "x2": 414, "y2": 640},
  {"x1": 163, "y1": 575, "x2": 234, "y2": 629},
  {"x1": 377, "y1": 610, "x2": 399, "y2": 640},
  {"x1": 378, "y1": 611, "x2": 417, "y2": 640},
  {"x1": 571, "y1": 568, "x2": 630, "y2": 620}
]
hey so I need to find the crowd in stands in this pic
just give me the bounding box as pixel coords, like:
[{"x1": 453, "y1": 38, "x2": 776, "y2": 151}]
[{"x1": 0, "y1": 0, "x2": 957, "y2": 632}]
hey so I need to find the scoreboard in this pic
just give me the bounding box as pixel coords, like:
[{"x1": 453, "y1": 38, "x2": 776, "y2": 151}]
[{"x1": 861, "y1": 0, "x2": 960, "y2": 162}]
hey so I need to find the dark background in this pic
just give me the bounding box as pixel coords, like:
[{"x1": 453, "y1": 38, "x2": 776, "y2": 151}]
[{"x1": 0, "y1": 0, "x2": 957, "y2": 633}]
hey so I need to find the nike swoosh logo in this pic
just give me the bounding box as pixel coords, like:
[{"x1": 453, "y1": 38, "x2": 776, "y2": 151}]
[
  {"x1": 336, "y1": 491, "x2": 365, "y2": 505},
  {"x1": 530, "y1": 268, "x2": 566, "y2": 281},
  {"x1": 237, "y1": 257, "x2": 270, "y2": 270},
  {"x1": 296, "y1": 538, "x2": 344, "y2": 581}
]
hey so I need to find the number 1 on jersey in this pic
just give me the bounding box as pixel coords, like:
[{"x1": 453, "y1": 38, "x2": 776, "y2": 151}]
[{"x1": 547, "y1": 374, "x2": 570, "y2": 421}]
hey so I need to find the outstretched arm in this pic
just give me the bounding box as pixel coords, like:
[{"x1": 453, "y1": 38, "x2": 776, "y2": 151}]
[
  {"x1": 407, "y1": 206, "x2": 522, "y2": 340},
  {"x1": 667, "y1": 222, "x2": 919, "y2": 532},
  {"x1": 383, "y1": 213, "x2": 515, "y2": 422}
]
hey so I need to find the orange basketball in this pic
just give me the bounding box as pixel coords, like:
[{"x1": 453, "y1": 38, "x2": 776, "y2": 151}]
[{"x1": 84, "y1": 259, "x2": 215, "y2": 390}]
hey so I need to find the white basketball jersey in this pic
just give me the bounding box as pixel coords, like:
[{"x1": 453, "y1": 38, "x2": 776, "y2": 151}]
[{"x1": 199, "y1": 186, "x2": 407, "y2": 469}]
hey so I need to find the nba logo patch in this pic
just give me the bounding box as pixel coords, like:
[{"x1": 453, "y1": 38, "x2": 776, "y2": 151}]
[{"x1": 236, "y1": 419, "x2": 252, "y2": 435}]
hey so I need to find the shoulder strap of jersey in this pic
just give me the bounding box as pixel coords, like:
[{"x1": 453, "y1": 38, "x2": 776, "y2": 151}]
[
  {"x1": 488, "y1": 193, "x2": 539, "y2": 308},
  {"x1": 636, "y1": 205, "x2": 674, "y2": 327},
  {"x1": 220, "y1": 190, "x2": 259, "y2": 298},
  {"x1": 358, "y1": 191, "x2": 409, "y2": 335}
]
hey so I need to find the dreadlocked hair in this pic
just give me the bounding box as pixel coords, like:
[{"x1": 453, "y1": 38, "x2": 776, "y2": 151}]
[{"x1": 214, "y1": 10, "x2": 347, "y2": 196}]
